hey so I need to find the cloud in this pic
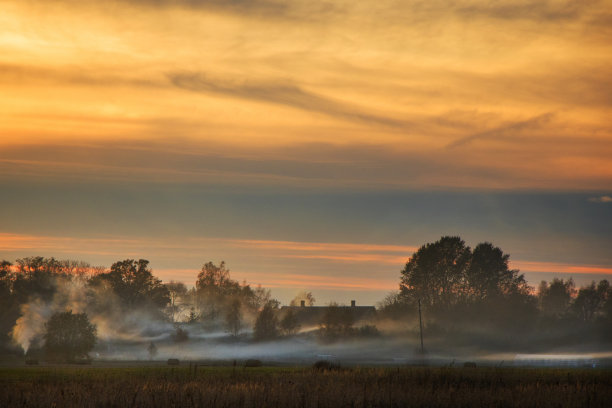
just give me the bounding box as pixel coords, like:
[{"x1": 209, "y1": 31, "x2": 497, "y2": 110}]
[
  {"x1": 446, "y1": 113, "x2": 556, "y2": 148},
  {"x1": 456, "y1": 0, "x2": 590, "y2": 22},
  {"x1": 513, "y1": 260, "x2": 612, "y2": 275},
  {"x1": 1, "y1": 135, "x2": 612, "y2": 191},
  {"x1": 0, "y1": 63, "x2": 161, "y2": 88},
  {"x1": 1, "y1": 0, "x2": 611, "y2": 192},
  {"x1": 589, "y1": 195, "x2": 612, "y2": 203},
  {"x1": 13, "y1": 0, "x2": 335, "y2": 22},
  {"x1": 0, "y1": 232, "x2": 414, "y2": 266},
  {"x1": 168, "y1": 72, "x2": 409, "y2": 129},
  {"x1": 3, "y1": 231, "x2": 611, "y2": 294}
]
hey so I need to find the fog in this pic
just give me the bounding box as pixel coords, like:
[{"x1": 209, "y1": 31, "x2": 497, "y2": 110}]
[{"x1": 1, "y1": 251, "x2": 611, "y2": 368}]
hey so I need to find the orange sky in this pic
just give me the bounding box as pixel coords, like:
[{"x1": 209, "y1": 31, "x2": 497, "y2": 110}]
[
  {"x1": 2, "y1": 231, "x2": 612, "y2": 304},
  {"x1": 1, "y1": 0, "x2": 611, "y2": 304},
  {"x1": 1, "y1": 0, "x2": 611, "y2": 190}
]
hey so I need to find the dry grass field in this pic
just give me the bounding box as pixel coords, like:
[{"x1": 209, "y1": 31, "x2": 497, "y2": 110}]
[{"x1": 1, "y1": 364, "x2": 611, "y2": 407}]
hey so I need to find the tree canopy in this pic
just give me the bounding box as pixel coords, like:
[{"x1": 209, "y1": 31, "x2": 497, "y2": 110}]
[
  {"x1": 93, "y1": 259, "x2": 169, "y2": 309},
  {"x1": 399, "y1": 236, "x2": 530, "y2": 311},
  {"x1": 195, "y1": 261, "x2": 257, "y2": 321},
  {"x1": 253, "y1": 301, "x2": 279, "y2": 341},
  {"x1": 399, "y1": 236, "x2": 471, "y2": 309},
  {"x1": 44, "y1": 310, "x2": 97, "y2": 362}
]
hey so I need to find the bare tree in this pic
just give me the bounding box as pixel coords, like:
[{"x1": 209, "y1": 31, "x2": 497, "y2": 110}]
[{"x1": 165, "y1": 281, "x2": 188, "y2": 323}]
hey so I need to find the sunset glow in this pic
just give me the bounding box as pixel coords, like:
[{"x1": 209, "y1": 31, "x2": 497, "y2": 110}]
[{"x1": 1, "y1": 0, "x2": 611, "y2": 304}]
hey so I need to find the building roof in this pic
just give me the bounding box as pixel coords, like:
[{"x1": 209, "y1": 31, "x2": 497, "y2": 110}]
[{"x1": 279, "y1": 304, "x2": 376, "y2": 326}]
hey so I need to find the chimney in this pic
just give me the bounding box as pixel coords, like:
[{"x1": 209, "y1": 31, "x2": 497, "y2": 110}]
[
  {"x1": 351, "y1": 300, "x2": 356, "y2": 307},
  {"x1": 300, "y1": 300, "x2": 305, "y2": 307}
]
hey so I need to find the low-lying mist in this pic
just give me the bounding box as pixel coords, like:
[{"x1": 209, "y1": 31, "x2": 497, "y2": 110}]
[{"x1": 2, "y1": 249, "x2": 612, "y2": 367}]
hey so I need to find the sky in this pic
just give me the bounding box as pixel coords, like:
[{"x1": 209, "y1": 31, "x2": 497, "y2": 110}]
[{"x1": 1, "y1": 0, "x2": 611, "y2": 305}]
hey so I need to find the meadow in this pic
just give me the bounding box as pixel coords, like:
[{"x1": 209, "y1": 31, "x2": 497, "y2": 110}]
[{"x1": 1, "y1": 364, "x2": 611, "y2": 407}]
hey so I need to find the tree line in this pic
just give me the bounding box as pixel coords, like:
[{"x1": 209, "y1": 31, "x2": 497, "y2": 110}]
[
  {"x1": 1, "y1": 235, "x2": 611, "y2": 361},
  {"x1": 0, "y1": 257, "x2": 316, "y2": 360},
  {"x1": 380, "y1": 236, "x2": 612, "y2": 349}
]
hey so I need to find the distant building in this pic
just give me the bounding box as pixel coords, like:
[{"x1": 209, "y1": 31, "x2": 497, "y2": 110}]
[{"x1": 279, "y1": 300, "x2": 376, "y2": 327}]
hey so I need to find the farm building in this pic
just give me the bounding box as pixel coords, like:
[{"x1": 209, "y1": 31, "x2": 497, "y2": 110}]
[{"x1": 279, "y1": 300, "x2": 376, "y2": 327}]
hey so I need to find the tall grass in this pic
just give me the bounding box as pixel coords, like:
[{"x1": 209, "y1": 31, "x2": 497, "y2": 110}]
[{"x1": 1, "y1": 365, "x2": 610, "y2": 407}]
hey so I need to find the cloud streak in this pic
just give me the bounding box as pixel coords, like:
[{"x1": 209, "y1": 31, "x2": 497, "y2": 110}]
[
  {"x1": 446, "y1": 113, "x2": 556, "y2": 148},
  {"x1": 169, "y1": 72, "x2": 410, "y2": 129},
  {"x1": 0, "y1": 232, "x2": 413, "y2": 265},
  {"x1": 3, "y1": 231, "x2": 611, "y2": 295},
  {"x1": 456, "y1": 0, "x2": 591, "y2": 22}
]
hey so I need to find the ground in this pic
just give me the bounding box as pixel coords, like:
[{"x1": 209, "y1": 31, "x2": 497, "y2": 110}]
[{"x1": 1, "y1": 362, "x2": 611, "y2": 407}]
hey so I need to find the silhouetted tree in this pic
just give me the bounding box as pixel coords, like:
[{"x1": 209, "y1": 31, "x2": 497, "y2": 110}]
[
  {"x1": 92, "y1": 259, "x2": 169, "y2": 309},
  {"x1": 466, "y1": 242, "x2": 529, "y2": 301},
  {"x1": 165, "y1": 281, "x2": 188, "y2": 323},
  {"x1": 400, "y1": 236, "x2": 471, "y2": 311},
  {"x1": 249, "y1": 284, "x2": 272, "y2": 311},
  {"x1": 572, "y1": 280, "x2": 610, "y2": 322},
  {"x1": 225, "y1": 299, "x2": 242, "y2": 337},
  {"x1": 319, "y1": 302, "x2": 354, "y2": 341},
  {"x1": 0, "y1": 260, "x2": 12, "y2": 300},
  {"x1": 254, "y1": 301, "x2": 279, "y2": 341},
  {"x1": 0, "y1": 261, "x2": 17, "y2": 349},
  {"x1": 196, "y1": 261, "x2": 240, "y2": 320},
  {"x1": 43, "y1": 311, "x2": 96, "y2": 362},
  {"x1": 377, "y1": 291, "x2": 415, "y2": 320},
  {"x1": 280, "y1": 308, "x2": 300, "y2": 336},
  {"x1": 601, "y1": 283, "x2": 612, "y2": 339},
  {"x1": 538, "y1": 278, "x2": 575, "y2": 318},
  {"x1": 195, "y1": 261, "x2": 259, "y2": 324},
  {"x1": 12, "y1": 257, "x2": 66, "y2": 303}
]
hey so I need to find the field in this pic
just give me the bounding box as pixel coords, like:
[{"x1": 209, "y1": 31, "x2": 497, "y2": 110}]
[{"x1": 1, "y1": 363, "x2": 611, "y2": 408}]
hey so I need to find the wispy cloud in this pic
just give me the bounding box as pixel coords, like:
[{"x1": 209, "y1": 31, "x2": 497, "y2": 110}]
[
  {"x1": 513, "y1": 260, "x2": 612, "y2": 275},
  {"x1": 2, "y1": 136, "x2": 611, "y2": 191},
  {"x1": 0, "y1": 63, "x2": 161, "y2": 88},
  {"x1": 0, "y1": 232, "x2": 415, "y2": 267},
  {"x1": 168, "y1": 72, "x2": 409, "y2": 129},
  {"x1": 446, "y1": 113, "x2": 556, "y2": 148},
  {"x1": 4, "y1": 231, "x2": 612, "y2": 276},
  {"x1": 230, "y1": 239, "x2": 416, "y2": 254},
  {"x1": 456, "y1": 0, "x2": 590, "y2": 22}
]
